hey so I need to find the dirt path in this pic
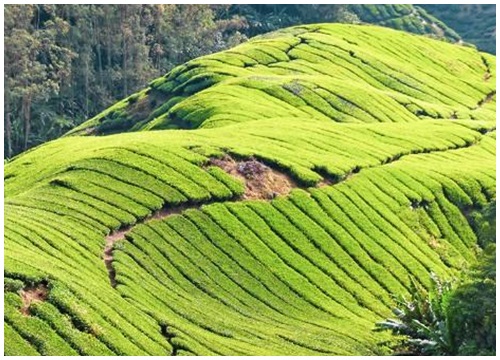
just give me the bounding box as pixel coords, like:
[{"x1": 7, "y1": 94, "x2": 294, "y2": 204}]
[
  {"x1": 103, "y1": 137, "x2": 491, "y2": 287},
  {"x1": 104, "y1": 203, "x2": 196, "y2": 288},
  {"x1": 19, "y1": 283, "x2": 49, "y2": 316},
  {"x1": 104, "y1": 156, "x2": 300, "y2": 287}
]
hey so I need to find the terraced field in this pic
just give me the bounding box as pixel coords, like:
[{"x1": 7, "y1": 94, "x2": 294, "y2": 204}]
[
  {"x1": 4, "y1": 24, "x2": 496, "y2": 355},
  {"x1": 350, "y1": 4, "x2": 461, "y2": 42}
]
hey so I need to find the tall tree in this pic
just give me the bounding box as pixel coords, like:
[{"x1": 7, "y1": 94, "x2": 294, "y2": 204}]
[
  {"x1": 4, "y1": 4, "x2": 247, "y2": 157},
  {"x1": 4, "y1": 5, "x2": 75, "y2": 155}
]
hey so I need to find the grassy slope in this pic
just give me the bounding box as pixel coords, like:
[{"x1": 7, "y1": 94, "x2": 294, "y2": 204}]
[
  {"x1": 4, "y1": 24, "x2": 496, "y2": 355},
  {"x1": 67, "y1": 24, "x2": 494, "y2": 136},
  {"x1": 349, "y1": 4, "x2": 461, "y2": 42}
]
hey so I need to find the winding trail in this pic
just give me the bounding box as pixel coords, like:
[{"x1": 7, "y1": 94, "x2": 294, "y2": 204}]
[
  {"x1": 104, "y1": 157, "x2": 298, "y2": 287},
  {"x1": 104, "y1": 203, "x2": 198, "y2": 288},
  {"x1": 103, "y1": 130, "x2": 493, "y2": 287}
]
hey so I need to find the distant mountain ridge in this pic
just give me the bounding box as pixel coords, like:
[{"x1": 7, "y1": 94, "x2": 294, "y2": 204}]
[
  {"x1": 350, "y1": 4, "x2": 461, "y2": 42},
  {"x1": 421, "y1": 4, "x2": 496, "y2": 54}
]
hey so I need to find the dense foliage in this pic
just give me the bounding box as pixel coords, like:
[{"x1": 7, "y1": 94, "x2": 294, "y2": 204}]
[
  {"x1": 448, "y1": 244, "x2": 496, "y2": 355},
  {"x1": 4, "y1": 4, "x2": 247, "y2": 157},
  {"x1": 421, "y1": 5, "x2": 496, "y2": 54},
  {"x1": 4, "y1": 24, "x2": 496, "y2": 355}
]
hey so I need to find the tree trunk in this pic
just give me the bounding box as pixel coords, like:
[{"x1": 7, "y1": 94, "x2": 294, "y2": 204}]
[
  {"x1": 5, "y1": 99, "x2": 12, "y2": 158},
  {"x1": 105, "y1": 7, "x2": 113, "y2": 92},
  {"x1": 123, "y1": 40, "x2": 128, "y2": 97},
  {"x1": 84, "y1": 56, "x2": 89, "y2": 117},
  {"x1": 121, "y1": 6, "x2": 128, "y2": 97},
  {"x1": 35, "y1": 4, "x2": 41, "y2": 30},
  {"x1": 22, "y1": 93, "x2": 32, "y2": 151},
  {"x1": 96, "y1": 42, "x2": 103, "y2": 89}
]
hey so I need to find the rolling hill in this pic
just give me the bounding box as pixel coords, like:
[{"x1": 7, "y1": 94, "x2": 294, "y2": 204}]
[
  {"x1": 4, "y1": 24, "x2": 496, "y2": 355},
  {"x1": 350, "y1": 4, "x2": 461, "y2": 42}
]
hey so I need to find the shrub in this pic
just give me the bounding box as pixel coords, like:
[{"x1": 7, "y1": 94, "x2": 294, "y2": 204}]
[{"x1": 375, "y1": 274, "x2": 455, "y2": 355}]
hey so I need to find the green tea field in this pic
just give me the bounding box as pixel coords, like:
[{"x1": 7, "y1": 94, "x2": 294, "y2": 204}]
[{"x1": 4, "y1": 24, "x2": 496, "y2": 355}]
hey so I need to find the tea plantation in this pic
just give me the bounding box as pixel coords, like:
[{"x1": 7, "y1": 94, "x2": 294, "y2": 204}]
[{"x1": 4, "y1": 24, "x2": 496, "y2": 355}]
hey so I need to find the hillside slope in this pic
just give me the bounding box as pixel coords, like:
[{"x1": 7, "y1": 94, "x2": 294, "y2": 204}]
[
  {"x1": 4, "y1": 24, "x2": 496, "y2": 355},
  {"x1": 229, "y1": 5, "x2": 461, "y2": 43},
  {"x1": 68, "y1": 24, "x2": 494, "y2": 136},
  {"x1": 421, "y1": 4, "x2": 496, "y2": 54},
  {"x1": 350, "y1": 4, "x2": 461, "y2": 42}
]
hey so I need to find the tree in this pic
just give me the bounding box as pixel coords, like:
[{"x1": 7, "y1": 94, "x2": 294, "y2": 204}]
[
  {"x1": 226, "y1": 5, "x2": 358, "y2": 37},
  {"x1": 147, "y1": 5, "x2": 247, "y2": 73},
  {"x1": 4, "y1": 5, "x2": 75, "y2": 156},
  {"x1": 4, "y1": 5, "x2": 247, "y2": 157}
]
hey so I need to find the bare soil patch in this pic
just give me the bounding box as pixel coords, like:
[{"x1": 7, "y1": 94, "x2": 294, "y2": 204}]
[
  {"x1": 104, "y1": 229, "x2": 130, "y2": 288},
  {"x1": 476, "y1": 90, "x2": 496, "y2": 108},
  {"x1": 316, "y1": 178, "x2": 334, "y2": 187},
  {"x1": 209, "y1": 155, "x2": 297, "y2": 200},
  {"x1": 19, "y1": 283, "x2": 49, "y2": 316},
  {"x1": 428, "y1": 236, "x2": 442, "y2": 249}
]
